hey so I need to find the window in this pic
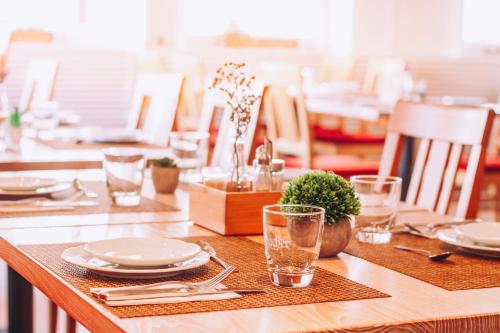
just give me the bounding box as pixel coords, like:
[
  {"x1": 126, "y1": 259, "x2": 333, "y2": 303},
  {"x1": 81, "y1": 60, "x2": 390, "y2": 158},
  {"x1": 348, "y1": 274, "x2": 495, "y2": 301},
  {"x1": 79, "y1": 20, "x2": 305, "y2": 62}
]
[
  {"x1": 462, "y1": 0, "x2": 500, "y2": 46},
  {"x1": 0, "y1": 0, "x2": 146, "y2": 50},
  {"x1": 180, "y1": 0, "x2": 330, "y2": 46}
]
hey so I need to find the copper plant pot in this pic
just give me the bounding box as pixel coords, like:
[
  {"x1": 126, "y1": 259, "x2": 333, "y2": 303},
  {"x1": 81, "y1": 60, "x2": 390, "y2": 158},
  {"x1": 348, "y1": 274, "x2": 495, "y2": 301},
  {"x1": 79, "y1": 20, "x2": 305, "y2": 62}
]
[{"x1": 151, "y1": 166, "x2": 180, "y2": 194}]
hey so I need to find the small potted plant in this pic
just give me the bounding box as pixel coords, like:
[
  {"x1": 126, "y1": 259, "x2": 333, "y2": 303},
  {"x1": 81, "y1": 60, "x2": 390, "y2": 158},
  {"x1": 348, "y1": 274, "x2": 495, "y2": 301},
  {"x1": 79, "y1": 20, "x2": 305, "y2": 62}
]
[
  {"x1": 280, "y1": 171, "x2": 360, "y2": 257},
  {"x1": 151, "y1": 157, "x2": 180, "y2": 194},
  {"x1": 6, "y1": 106, "x2": 22, "y2": 151}
]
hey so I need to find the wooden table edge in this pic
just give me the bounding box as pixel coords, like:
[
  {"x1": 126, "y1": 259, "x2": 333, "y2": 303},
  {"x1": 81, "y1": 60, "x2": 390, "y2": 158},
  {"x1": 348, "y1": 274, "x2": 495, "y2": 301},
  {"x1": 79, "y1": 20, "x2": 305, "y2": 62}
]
[{"x1": 0, "y1": 237, "x2": 126, "y2": 333}]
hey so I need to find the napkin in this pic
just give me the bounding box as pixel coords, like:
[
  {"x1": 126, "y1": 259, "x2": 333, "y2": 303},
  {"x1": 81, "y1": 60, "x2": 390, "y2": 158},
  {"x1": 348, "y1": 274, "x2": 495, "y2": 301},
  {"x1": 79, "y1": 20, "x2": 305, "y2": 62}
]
[
  {"x1": 90, "y1": 283, "x2": 241, "y2": 307},
  {"x1": 104, "y1": 291, "x2": 240, "y2": 307},
  {"x1": 0, "y1": 205, "x2": 75, "y2": 213}
]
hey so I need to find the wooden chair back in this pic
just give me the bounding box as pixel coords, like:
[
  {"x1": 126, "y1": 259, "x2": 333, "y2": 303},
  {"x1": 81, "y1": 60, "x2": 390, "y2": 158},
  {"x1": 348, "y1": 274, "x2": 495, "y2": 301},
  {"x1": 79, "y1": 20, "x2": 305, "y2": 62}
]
[
  {"x1": 127, "y1": 72, "x2": 184, "y2": 146},
  {"x1": 379, "y1": 102, "x2": 495, "y2": 218},
  {"x1": 19, "y1": 60, "x2": 58, "y2": 111},
  {"x1": 210, "y1": 83, "x2": 266, "y2": 169},
  {"x1": 265, "y1": 83, "x2": 312, "y2": 168}
]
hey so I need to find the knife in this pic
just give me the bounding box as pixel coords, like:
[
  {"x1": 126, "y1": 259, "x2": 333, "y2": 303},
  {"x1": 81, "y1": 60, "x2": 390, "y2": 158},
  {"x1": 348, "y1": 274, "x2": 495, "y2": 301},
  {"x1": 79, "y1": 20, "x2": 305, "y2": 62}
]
[{"x1": 99, "y1": 288, "x2": 266, "y2": 301}]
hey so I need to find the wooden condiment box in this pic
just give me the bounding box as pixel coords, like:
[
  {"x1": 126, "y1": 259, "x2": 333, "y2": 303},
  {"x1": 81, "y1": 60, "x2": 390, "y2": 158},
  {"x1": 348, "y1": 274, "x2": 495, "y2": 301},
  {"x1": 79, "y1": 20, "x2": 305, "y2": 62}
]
[{"x1": 188, "y1": 183, "x2": 282, "y2": 235}]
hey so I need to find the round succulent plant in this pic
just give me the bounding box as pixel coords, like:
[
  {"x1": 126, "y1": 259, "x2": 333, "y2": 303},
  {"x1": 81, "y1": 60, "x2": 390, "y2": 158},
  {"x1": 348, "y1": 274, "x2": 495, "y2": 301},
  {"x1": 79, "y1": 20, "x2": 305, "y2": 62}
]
[{"x1": 279, "y1": 171, "x2": 360, "y2": 225}]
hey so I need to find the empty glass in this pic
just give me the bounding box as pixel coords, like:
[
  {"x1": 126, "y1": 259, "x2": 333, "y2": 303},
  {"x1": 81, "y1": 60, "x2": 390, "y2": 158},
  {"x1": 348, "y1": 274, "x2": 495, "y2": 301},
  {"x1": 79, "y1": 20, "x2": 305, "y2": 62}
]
[
  {"x1": 102, "y1": 148, "x2": 146, "y2": 207},
  {"x1": 263, "y1": 204, "x2": 325, "y2": 288},
  {"x1": 350, "y1": 175, "x2": 402, "y2": 244},
  {"x1": 169, "y1": 131, "x2": 209, "y2": 183}
]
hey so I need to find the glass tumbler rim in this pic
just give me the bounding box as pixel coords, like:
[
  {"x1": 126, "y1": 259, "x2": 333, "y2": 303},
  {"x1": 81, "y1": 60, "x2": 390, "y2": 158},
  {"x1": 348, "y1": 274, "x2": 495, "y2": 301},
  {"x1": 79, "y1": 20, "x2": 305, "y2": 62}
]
[
  {"x1": 350, "y1": 175, "x2": 402, "y2": 185},
  {"x1": 263, "y1": 204, "x2": 325, "y2": 217}
]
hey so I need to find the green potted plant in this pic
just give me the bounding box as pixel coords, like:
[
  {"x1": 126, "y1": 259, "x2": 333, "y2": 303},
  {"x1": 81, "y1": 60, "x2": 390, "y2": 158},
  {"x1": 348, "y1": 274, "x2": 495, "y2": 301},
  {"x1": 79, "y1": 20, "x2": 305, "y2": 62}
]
[
  {"x1": 280, "y1": 171, "x2": 360, "y2": 257},
  {"x1": 151, "y1": 157, "x2": 180, "y2": 194},
  {"x1": 6, "y1": 106, "x2": 22, "y2": 151}
]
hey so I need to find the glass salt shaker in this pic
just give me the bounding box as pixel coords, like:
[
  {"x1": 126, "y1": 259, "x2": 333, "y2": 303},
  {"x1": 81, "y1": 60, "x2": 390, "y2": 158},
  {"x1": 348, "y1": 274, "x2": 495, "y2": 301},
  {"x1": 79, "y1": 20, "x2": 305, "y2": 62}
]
[
  {"x1": 252, "y1": 145, "x2": 272, "y2": 192},
  {"x1": 271, "y1": 159, "x2": 285, "y2": 191}
]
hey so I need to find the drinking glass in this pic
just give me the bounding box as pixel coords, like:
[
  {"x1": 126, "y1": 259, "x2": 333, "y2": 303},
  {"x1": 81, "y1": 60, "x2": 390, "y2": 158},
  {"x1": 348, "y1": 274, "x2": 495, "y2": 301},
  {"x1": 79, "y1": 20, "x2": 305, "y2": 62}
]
[
  {"x1": 102, "y1": 148, "x2": 146, "y2": 207},
  {"x1": 263, "y1": 204, "x2": 325, "y2": 288},
  {"x1": 169, "y1": 131, "x2": 209, "y2": 183},
  {"x1": 350, "y1": 175, "x2": 402, "y2": 244}
]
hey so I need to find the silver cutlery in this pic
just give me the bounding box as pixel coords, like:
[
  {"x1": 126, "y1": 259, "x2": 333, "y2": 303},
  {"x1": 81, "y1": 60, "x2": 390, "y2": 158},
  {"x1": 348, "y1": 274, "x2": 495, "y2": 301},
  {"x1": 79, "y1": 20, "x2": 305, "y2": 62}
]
[
  {"x1": 394, "y1": 245, "x2": 453, "y2": 262},
  {"x1": 196, "y1": 240, "x2": 232, "y2": 270},
  {"x1": 100, "y1": 288, "x2": 265, "y2": 302},
  {"x1": 404, "y1": 223, "x2": 437, "y2": 239},
  {"x1": 73, "y1": 178, "x2": 98, "y2": 198},
  {"x1": 92, "y1": 265, "x2": 236, "y2": 297}
]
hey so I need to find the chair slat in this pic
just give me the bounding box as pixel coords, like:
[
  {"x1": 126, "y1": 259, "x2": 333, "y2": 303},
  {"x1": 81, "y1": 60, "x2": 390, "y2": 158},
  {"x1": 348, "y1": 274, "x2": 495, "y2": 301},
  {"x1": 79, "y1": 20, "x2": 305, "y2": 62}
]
[
  {"x1": 406, "y1": 138, "x2": 430, "y2": 204},
  {"x1": 378, "y1": 132, "x2": 402, "y2": 177},
  {"x1": 436, "y1": 143, "x2": 463, "y2": 215},
  {"x1": 456, "y1": 145, "x2": 485, "y2": 218},
  {"x1": 416, "y1": 140, "x2": 450, "y2": 210}
]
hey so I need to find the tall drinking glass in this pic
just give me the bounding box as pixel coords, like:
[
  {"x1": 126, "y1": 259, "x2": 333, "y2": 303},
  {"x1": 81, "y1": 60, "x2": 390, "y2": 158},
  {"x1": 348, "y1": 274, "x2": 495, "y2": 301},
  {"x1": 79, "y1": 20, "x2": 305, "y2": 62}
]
[
  {"x1": 350, "y1": 175, "x2": 402, "y2": 244},
  {"x1": 102, "y1": 148, "x2": 146, "y2": 207},
  {"x1": 263, "y1": 204, "x2": 325, "y2": 288},
  {"x1": 169, "y1": 131, "x2": 209, "y2": 183}
]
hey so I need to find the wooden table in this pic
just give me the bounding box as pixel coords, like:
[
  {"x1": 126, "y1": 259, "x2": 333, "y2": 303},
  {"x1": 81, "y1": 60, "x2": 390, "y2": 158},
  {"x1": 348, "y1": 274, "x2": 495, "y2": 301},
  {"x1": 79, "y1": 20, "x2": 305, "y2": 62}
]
[
  {"x1": 0, "y1": 137, "x2": 170, "y2": 171},
  {"x1": 1, "y1": 170, "x2": 499, "y2": 332}
]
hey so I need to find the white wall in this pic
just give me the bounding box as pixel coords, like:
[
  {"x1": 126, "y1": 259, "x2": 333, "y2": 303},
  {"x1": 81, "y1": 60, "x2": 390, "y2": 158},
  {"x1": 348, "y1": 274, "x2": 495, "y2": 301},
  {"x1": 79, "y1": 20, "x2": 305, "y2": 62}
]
[{"x1": 353, "y1": 0, "x2": 463, "y2": 57}]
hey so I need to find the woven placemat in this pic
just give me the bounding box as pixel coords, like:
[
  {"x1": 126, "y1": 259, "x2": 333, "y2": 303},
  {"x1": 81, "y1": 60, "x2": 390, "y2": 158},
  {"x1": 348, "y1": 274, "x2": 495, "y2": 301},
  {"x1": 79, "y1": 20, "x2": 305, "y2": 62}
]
[
  {"x1": 37, "y1": 139, "x2": 160, "y2": 150},
  {"x1": 0, "y1": 181, "x2": 178, "y2": 217},
  {"x1": 344, "y1": 234, "x2": 500, "y2": 291},
  {"x1": 20, "y1": 236, "x2": 388, "y2": 318}
]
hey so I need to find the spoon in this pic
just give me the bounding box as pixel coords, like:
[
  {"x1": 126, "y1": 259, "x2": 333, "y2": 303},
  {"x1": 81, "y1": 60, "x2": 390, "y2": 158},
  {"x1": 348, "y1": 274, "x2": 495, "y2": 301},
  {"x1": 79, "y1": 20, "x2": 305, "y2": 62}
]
[
  {"x1": 394, "y1": 245, "x2": 453, "y2": 262},
  {"x1": 73, "y1": 178, "x2": 98, "y2": 198},
  {"x1": 195, "y1": 241, "x2": 233, "y2": 270}
]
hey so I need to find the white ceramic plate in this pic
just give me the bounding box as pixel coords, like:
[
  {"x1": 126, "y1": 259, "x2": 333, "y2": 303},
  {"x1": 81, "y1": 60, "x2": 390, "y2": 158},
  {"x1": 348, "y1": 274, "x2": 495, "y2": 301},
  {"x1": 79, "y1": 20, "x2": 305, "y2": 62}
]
[
  {"x1": 62, "y1": 245, "x2": 210, "y2": 279},
  {"x1": 0, "y1": 182, "x2": 71, "y2": 197},
  {"x1": 437, "y1": 229, "x2": 500, "y2": 258},
  {"x1": 84, "y1": 237, "x2": 201, "y2": 267},
  {"x1": 455, "y1": 222, "x2": 500, "y2": 246},
  {"x1": 0, "y1": 177, "x2": 58, "y2": 191}
]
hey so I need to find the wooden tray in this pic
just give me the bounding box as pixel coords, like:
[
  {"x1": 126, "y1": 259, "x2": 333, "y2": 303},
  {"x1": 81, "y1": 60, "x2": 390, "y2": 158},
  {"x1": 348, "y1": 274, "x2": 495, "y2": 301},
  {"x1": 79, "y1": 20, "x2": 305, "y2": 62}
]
[{"x1": 188, "y1": 183, "x2": 282, "y2": 235}]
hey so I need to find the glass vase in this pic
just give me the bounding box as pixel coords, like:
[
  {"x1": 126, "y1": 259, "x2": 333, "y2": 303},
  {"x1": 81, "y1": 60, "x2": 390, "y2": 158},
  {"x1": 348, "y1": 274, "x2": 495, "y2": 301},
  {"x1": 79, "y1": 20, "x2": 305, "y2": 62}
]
[{"x1": 225, "y1": 135, "x2": 252, "y2": 192}]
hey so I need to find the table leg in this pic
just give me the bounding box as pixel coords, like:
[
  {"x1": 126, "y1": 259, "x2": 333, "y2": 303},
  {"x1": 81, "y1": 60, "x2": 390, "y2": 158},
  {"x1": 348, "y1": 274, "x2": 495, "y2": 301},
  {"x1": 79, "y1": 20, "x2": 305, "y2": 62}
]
[
  {"x1": 399, "y1": 137, "x2": 414, "y2": 200},
  {"x1": 7, "y1": 267, "x2": 33, "y2": 333}
]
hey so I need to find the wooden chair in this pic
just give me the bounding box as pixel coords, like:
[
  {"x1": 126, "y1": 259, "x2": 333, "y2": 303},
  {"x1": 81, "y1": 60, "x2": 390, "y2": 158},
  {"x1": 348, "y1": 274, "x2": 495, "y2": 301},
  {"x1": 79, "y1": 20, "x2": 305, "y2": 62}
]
[
  {"x1": 265, "y1": 83, "x2": 379, "y2": 179},
  {"x1": 210, "y1": 83, "x2": 266, "y2": 170},
  {"x1": 379, "y1": 102, "x2": 495, "y2": 219},
  {"x1": 307, "y1": 58, "x2": 402, "y2": 158},
  {"x1": 127, "y1": 72, "x2": 184, "y2": 146},
  {"x1": 19, "y1": 60, "x2": 58, "y2": 112}
]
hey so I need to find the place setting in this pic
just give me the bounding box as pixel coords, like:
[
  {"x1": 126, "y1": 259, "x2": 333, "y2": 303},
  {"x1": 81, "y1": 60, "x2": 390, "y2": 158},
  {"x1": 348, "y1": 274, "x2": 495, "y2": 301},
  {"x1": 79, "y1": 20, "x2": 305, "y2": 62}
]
[
  {"x1": 0, "y1": 176, "x2": 97, "y2": 214},
  {"x1": 58, "y1": 237, "x2": 262, "y2": 307},
  {"x1": 341, "y1": 175, "x2": 500, "y2": 291}
]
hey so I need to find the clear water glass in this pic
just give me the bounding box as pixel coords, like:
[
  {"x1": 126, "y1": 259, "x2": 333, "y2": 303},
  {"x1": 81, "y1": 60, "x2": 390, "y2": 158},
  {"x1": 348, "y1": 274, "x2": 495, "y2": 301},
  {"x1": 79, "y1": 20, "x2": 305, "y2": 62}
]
[
  {"x1": 350, "y1": 175, "x2": 402, "y2": 244},
  {"x1": 102, "y1": 148, "x2": 146, "y2": 207},
  {"x1": 169, "y1": 131, "x2": 209, "y2": 183},
  {"x1": 263, "y1": 204, "x2": 325, "y2": 288}
]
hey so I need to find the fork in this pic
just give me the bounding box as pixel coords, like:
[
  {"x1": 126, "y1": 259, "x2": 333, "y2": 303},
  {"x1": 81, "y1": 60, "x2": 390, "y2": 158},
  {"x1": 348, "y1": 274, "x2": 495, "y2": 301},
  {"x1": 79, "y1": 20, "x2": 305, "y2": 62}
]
[{"x1": 92, "y1": 265, "x2": 236, "y2": 297}]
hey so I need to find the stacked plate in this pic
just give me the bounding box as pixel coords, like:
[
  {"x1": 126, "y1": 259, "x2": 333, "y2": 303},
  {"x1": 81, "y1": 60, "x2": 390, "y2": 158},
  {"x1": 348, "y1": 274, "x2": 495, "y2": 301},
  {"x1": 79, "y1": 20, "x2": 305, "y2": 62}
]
[
  {"x1": 62, "y1": 237, "x2": 210, "y2": 279},
  {"x1": 0, "y1": 177, "x2": 71, "y2": 197},
  {"x1": 437, "y1": 222, "x2": 500, "y2": 258}
]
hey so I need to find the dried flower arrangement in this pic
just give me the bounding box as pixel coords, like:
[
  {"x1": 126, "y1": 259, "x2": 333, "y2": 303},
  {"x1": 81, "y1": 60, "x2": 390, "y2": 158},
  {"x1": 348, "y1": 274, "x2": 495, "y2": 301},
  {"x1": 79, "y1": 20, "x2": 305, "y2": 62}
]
[{"x1": 210, "y1": 62, "x2": 260, "y2": 191}]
